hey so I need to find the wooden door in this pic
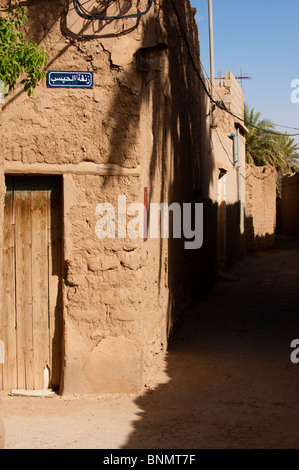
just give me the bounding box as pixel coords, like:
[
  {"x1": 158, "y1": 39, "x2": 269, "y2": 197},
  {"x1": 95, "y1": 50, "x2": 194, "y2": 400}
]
[{"x1": 0, "y1": 176, "x2": 62, "y2": 391}]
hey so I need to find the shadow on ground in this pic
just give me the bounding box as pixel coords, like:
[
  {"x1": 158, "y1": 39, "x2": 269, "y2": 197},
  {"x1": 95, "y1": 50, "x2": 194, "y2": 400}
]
[{"x1": 122, "y1": 235, "x2": 299, "y2": 449}]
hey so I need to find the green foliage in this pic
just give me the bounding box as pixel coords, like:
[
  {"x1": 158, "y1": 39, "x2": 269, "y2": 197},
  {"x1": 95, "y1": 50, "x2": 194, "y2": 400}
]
[
  {"x1": 244, "y1": 103, "x2": 299, "y2": 174},
  {"x1": 276, "y1": 133, "x2": 299, "y2": 173},
  {"x1": 0, "y1": 5, "x2": 48, "y2": 96}
]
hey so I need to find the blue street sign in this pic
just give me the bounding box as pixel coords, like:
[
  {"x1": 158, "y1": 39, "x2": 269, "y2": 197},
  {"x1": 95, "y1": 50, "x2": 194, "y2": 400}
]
[{"x1": 47, "y1": 71, "x2": 93, "y2": 88}]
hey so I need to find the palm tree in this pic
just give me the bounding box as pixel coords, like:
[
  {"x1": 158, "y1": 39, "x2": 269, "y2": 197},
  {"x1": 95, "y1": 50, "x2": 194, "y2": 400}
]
[
  {"x1": 276, "y1": 133, "x2": 299, "y2": 172},
  {"x1": 244, "y1": 103, "x2": 288, "y2": 171}
]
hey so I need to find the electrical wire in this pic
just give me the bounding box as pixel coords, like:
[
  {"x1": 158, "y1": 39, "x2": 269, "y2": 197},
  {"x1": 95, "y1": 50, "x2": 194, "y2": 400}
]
[
  {"x1": 227, "y1": 107, "x2": 299, "y2": 137},
  {"x1": 203, "y1": 63, "x2": 299, "y2": 134},
  {"x1": 201, "y1": 63, "x2": 299, "y2": 134},
  {"x1": 203, "y1": 65, "x2": 299, "y2": 134},
  {"x1": 73, "y1": 0, "x2": 154, "y2": 21},
  {"x1": 170, "y1": 0, "x2": 299, "y2": 137}
]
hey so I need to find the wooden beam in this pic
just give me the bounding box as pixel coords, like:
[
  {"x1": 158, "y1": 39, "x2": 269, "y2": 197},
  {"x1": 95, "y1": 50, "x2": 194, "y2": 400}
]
[{"x1": 4, "y1": 162, "x2": 141, "y2": 177}]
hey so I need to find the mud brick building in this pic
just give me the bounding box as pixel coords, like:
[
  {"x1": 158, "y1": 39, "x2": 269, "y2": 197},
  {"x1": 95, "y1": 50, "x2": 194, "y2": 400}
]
[
  {"x1": 0, "y1": 0, "x2": 205, "y2": 394},
  {"x1": 0, "y1": 0, "x2": 273, "y2": 396}
]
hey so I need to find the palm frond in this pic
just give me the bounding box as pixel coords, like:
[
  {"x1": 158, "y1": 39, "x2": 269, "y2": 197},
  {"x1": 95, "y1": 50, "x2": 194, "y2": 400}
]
[{"x1": 244, "y1": 103, "x2": 299, "y2": 174}]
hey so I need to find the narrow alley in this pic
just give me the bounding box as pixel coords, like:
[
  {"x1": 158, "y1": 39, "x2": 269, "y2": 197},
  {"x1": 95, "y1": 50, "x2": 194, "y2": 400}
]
[
  {"x1": 1, "y1": 234, "x2": 299, "y2": 449},
  {"x1": 124, "y1": 234, "x2": 299, "y2": 449}
]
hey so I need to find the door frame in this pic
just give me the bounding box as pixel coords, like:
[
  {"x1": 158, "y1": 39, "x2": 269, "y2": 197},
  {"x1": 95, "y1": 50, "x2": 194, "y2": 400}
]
[{"x1": 0, "y1": 173, "x2": 64, "y2": 392}]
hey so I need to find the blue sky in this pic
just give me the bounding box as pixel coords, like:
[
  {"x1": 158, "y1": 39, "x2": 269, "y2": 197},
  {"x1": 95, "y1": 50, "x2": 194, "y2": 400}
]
[{"x1": 190, "y1": 0, "x2": 299, "y2": 143}]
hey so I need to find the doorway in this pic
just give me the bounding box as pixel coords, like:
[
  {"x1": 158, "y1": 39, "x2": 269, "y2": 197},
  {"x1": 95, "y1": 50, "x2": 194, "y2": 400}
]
[{"x1": 0, "y1": 176, "x2": 63, "y2": 391}]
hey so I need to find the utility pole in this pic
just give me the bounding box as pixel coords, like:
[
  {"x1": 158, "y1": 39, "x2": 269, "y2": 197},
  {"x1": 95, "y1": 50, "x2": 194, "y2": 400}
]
[{"x1": 208, "y1": 0, "x2": 216, "y2": 128}]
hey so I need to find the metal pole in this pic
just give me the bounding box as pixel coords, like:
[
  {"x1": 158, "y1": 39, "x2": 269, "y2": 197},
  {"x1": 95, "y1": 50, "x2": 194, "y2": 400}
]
[{"x1": 208, "y1": 0, "x2": 216, "y2": 127}]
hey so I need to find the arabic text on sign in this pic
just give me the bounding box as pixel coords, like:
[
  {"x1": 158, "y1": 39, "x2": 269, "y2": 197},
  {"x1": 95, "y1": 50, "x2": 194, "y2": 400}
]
[{"x1": 47, "y1": 71, "x2": 93, "y2": 88}]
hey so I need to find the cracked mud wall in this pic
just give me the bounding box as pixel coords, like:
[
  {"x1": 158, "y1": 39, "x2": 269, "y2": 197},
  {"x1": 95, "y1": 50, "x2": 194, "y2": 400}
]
[
  {"x1": 0, "y1": 0, "x2": 206, "y2": 394},
  {"x1": 62, "y1": 173, "x2": 144, "y2": 394}
]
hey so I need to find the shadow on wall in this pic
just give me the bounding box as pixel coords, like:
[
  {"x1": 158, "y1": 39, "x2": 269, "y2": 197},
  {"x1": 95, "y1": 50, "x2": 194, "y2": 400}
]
[
  {"x1": 98, "y1": 0, "x2": 217, "y2": 335},
  {"x1": 245, "y1": 213, "x2": 276, "y2": 253},
  {"x1": 2, "y1": 0, "x2": 216, "y2": 334},
  {"x1": 276, "y1": 197, "x2": 282, "y2": 234},
  {"x1": 279, "y1": 172, "x2": 299, "y2": 238}
]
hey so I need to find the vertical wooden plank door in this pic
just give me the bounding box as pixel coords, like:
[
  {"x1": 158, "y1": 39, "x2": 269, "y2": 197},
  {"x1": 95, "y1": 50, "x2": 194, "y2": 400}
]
[{"x1": 0, "y1": 176, "x2": 62, "y2": 391}]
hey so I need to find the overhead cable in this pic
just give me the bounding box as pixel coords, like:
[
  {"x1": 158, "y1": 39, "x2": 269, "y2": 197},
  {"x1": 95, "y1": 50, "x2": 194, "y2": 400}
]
[
  {"x1": 73, "y1": 0, "x2": 154, "y2": 21},
  {"x1": 170, "y1": 0, "x2": 299, "y2": 137}
]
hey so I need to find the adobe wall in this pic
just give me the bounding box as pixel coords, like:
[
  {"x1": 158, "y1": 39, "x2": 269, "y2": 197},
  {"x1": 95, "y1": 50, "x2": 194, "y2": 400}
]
[
  {"x1": 281, "y1": 172, "x2": 299, "y2": 237},
  {"x1": 214, "y1": 71, "x2": 245, "y2": 134},
  {"x1": 245, "y1": 164, "x2": 277, "y2": 251},
  {"x1": 0, "y1": 0, "x2": 205, "y2": 393},
  {"x1": 203, "y1": 71, "x2": 248, "y2": 273},
  {"x1": 0, "y1": 0, "x2": 147, "y2": 395}
]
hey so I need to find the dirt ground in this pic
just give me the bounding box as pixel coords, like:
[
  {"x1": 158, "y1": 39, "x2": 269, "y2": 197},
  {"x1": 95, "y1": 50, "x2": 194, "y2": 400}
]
[{"x1": 1, "y1": 235, "x2": 299, "y2": 449}]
